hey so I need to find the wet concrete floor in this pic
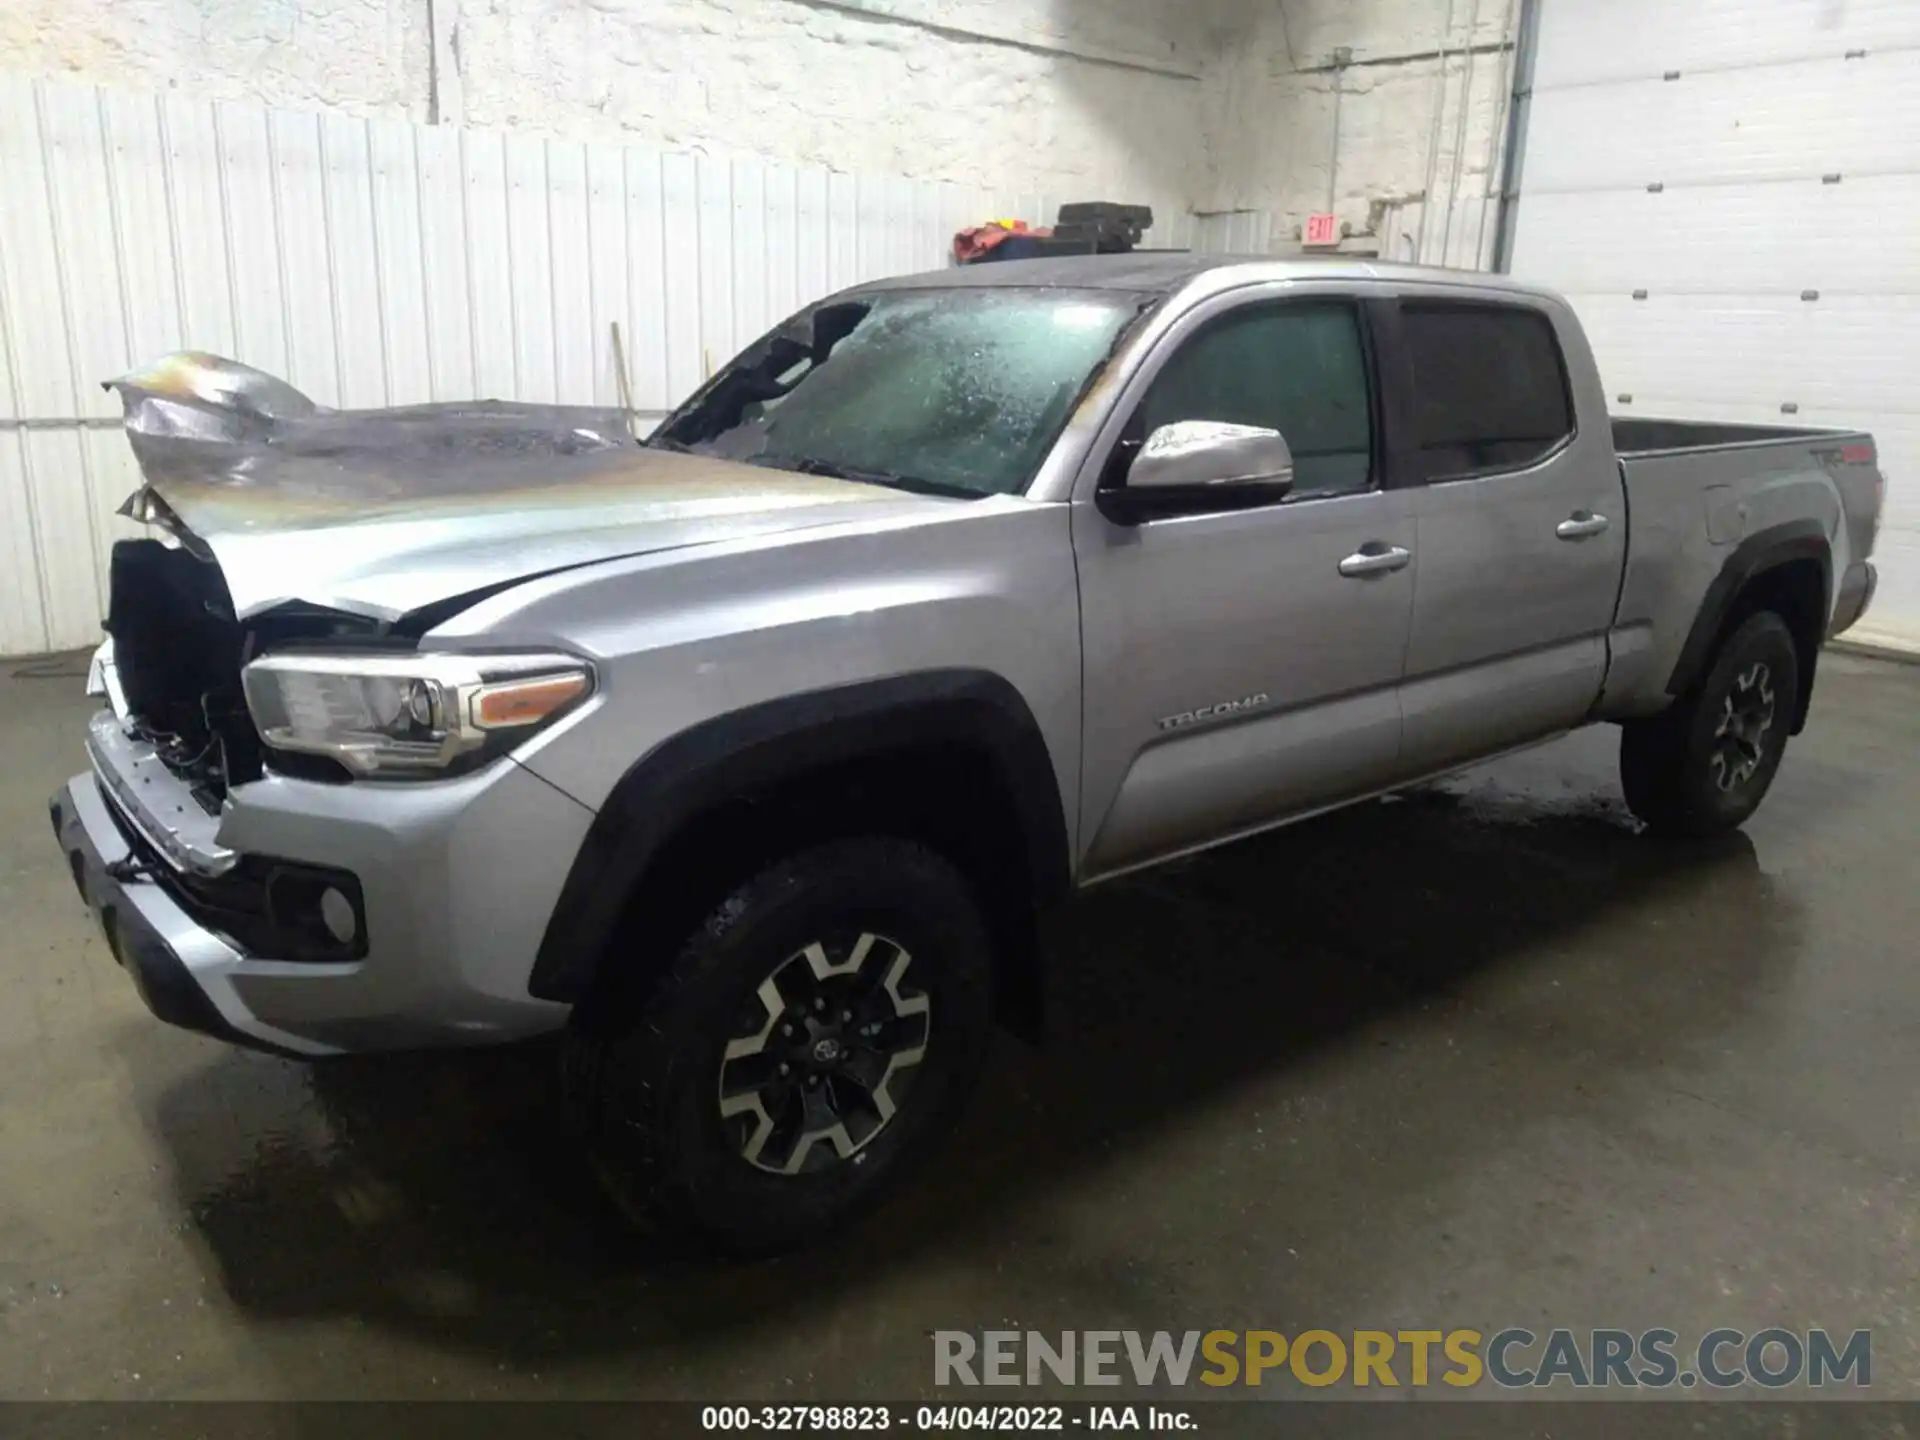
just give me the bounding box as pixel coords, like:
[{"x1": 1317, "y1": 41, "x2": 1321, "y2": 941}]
[{"x1": 1, "y1": 653, "x2": 1916, "y2": 1400}]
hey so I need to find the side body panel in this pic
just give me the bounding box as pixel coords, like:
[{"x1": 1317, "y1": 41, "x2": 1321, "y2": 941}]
[
  {"x1": 1066, "y1": 280, "x2": 1417, "y2": 882},
  {"x1": 1596, "y1": 435, "x2": 1876, "y2": 719},
  {"x1": 1390, "y1": 289, "x2": 1628, "y2": 774},
  {"x1": 1074, "y1": 491, "x2": 1416, "y2": 878},
  {"x1": 430, "y1": 496, "x2": 1084, "y2": 854}
]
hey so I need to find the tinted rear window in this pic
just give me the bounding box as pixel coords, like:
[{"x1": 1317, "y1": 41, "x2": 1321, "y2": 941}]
[{"x1": 1402, "y1": 304, "x2": 1573, "y2": 480}]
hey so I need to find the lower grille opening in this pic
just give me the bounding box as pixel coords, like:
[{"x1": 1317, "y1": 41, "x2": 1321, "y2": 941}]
[{"x1": 94, "y1": 789, "x2": 366, "y2": 963}]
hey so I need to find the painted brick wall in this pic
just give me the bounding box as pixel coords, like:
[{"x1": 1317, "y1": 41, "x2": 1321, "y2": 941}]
[
  {"x1": 2, "y1": 0, "x2": 1210, "y2": 203},
  {"x1": 447, "y1": 0, "x2": 1206, "y2": 199},
  {"x1": 2, "y1": 0, "x2": 1517, "y2": 248},
  {"x1": 0, "y1": 0, "x2": 432, "y2": 116},
  {"x1": 1197, "y1": 0, "x2": 1519, "y2": 266}
]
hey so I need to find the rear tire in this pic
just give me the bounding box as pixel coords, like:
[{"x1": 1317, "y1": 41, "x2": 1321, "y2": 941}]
[
  {"x1": 562, "y1": 837, "x2": 994, "y2": 1255},
  {"x1": 1620, "y1": 611, "x2": 1799, "y2": 837}
]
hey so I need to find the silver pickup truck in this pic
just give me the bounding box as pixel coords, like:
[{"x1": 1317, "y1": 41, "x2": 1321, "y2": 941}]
[{"x1": 50, "y1": 256, "x2": 1883, "y2": 1251}]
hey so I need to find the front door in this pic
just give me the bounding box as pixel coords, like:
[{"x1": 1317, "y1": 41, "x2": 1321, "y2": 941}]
[
  {"x1": 1393, "y1": 297, "x2": 1627, "y2": 775},
  {"x1": 1073, "y1": 294, "x2": 1417, "y2": 880}
]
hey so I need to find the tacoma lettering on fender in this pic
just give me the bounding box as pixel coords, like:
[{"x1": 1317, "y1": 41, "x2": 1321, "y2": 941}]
[{"x1": 50, "y1": 258, "x2": 1885, "y2": 1253}]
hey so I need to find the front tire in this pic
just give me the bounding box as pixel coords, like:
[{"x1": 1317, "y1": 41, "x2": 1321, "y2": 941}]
[
  {"x1": 1620, "y1": 610, "x2": 1800, "y2": 837},
  {"x1": 563, "y1": 837, "x2": 994, "y2": 1254}
]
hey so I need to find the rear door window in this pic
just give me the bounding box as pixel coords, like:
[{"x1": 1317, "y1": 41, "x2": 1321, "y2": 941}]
[{"x1": 1400, "y1": 304, "x2": 1574, "y2": 481}]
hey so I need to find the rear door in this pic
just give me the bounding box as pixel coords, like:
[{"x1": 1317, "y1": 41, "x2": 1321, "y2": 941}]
[
  {"x1": 1072, "y1": 286, "x2": 1417, "y2": 880},
  {"x1": 1391, "y1": 296, "x2": 1628, "y2": 774}
]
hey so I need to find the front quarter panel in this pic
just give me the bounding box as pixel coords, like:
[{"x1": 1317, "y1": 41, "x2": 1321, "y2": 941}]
[{"x1": 424, "y1": 498, "x2": 1083, "y2": 850}]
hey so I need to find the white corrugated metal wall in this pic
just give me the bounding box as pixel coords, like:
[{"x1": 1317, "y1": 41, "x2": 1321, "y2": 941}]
[
  {"x1": 0, "y1": 73, "x2": 1197, "y2": 658},
  {"x1": 1508, "y1": 0, "x2": 1920, "y2": 653}
]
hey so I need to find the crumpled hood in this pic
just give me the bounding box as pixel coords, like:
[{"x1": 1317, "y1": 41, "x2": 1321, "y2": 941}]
[{"x1": 107, "y1": 352, "x2": 946, "y2": 623}]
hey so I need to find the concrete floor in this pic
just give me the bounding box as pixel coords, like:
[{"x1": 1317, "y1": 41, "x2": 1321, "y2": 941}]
[{"x1": 2, "y1": 653, "x2": 1917, "y2": 1402}]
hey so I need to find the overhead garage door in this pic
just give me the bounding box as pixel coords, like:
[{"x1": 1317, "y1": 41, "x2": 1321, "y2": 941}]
[{"x1": 1508, "y1": 0, "x2": 1920, "y2": 653}]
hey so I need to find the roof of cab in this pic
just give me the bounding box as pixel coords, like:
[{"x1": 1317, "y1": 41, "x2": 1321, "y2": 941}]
[{"x1": 846, "y1": 252, "x2": 1553, "y2": 299}]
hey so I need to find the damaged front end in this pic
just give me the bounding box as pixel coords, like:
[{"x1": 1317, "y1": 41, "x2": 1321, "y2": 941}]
[
  {"x1": 95, "y1": 350, "x2": 935, "y2": 806},
  {"x1": 96, "y1": 353, "x2": 631, "y2": 805},
  {"x1": 94, "y1": 539, "x2": 386, "y2": 807},
  {"x1": 59, "y1": 351, "x2": 920, "y2": 1053}
]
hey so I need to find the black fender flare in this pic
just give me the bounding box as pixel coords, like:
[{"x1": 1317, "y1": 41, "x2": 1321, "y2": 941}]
[
  {"x1": 528, "y1": 669, "x2": 1071, "y2": 1003},
  {"x1": 1664, "y1": 518, "x2": 1831, "y2": 728}
]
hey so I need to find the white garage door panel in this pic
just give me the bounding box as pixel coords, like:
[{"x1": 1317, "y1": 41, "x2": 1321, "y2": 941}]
[
  {"x1": 1533, "y1": 0, "x2": 1920, "y2": 88},
  {"x1": 1513, "y1": 176, "x2": 1920, "y2": 295},
  {"x1": 1858, "y1": 531, "x2": 1920, "y2": 652},
  {"x1": 1515, "y1": 0, "x2": 1920, "y2": 651},
  {"x1": 1568, "y1": 294, "x2": 1920, "y2": 415},
  {"x1": 1523, "y1": 51, "x2": 1920, "y2": 193}
]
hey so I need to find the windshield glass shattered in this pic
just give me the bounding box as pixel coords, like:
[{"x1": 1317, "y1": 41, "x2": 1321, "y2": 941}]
[{"x1": 653, "y1": 287, "x2": 1146, "y2": 498}]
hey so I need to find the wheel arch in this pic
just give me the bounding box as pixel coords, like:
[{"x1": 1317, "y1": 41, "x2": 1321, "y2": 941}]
[
  {"x1": 530, "y1": 669, "x2": 1070, "y2": 1035},
  {"x1": 1666, "y1": 520, "x2": 1831, "y2": 735}
]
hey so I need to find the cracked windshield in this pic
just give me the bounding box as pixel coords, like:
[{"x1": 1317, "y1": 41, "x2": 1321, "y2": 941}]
[{"x1": 655, "y1": 287, "x2": 1143, "y2": 497}]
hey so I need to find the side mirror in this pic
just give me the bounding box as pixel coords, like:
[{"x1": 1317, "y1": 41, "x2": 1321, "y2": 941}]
[{"x1": 1100, "y1": 420, "x2": 1295, "y2": 523}]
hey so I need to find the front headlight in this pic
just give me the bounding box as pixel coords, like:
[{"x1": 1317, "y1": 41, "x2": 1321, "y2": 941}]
[{"x1": 241, "y1": 651, "x2": 593, "y2": 779}]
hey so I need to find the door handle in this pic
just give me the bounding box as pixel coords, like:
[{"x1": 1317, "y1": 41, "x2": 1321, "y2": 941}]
[
  {"x1": 1337, "y1": 544, "x2": 1412, "y2": 578},
  {"x1": 1556, "y1": 511, "x2": 1611, "y2": 540}
]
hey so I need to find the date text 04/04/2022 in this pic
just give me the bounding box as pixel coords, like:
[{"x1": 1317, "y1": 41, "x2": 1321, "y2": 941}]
[{"x1": 700, "y1": 1405, "x2": 1196, "y2": 1431}]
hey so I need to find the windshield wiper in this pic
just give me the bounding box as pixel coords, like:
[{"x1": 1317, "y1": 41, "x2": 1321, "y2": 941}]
[
  {"x1": 646, "y1": 434, "x2": 693, "y2": 453},
  {"x1": 786, "y1": 456, "x2": 980, "y2": 499}
]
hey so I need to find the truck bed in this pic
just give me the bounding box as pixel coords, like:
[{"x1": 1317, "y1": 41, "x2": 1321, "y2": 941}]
[
  {"x1": 1597, "y1": 414, "x2": 1883, "y2": 723},
  {"x1": 1612, "y1": 416, "x2": 1852, "y2": 456}
]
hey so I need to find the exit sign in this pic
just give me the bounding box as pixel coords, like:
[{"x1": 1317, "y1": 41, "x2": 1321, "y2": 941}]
[{"x1": 1304, "y1": 212, "x2": 1339, "y2": 247}]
